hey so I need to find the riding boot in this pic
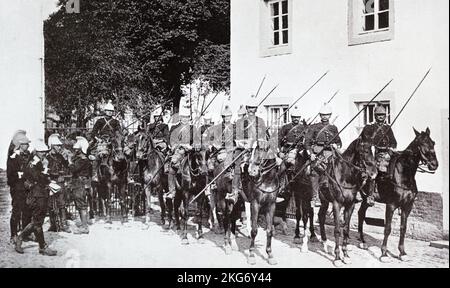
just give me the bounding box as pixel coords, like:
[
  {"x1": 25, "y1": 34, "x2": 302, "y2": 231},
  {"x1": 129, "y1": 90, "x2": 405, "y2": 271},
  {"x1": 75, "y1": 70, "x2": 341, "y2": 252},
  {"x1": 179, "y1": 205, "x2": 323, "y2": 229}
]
[
  {"x1": 164, "y1": 170, "x2": 177, "y2": 200},
  {"x1": 48, "y1": 210, "x2": 57, "y2": 232},
  {"x1": 74, "y1": 210, "x2": 89, "y2": 234},
  {"x1": 15, "y1": 222, "x2": 34, "y2": 254},
  {"x1": 36, "y1": 225, "x2": 57, "y2": 256},
  {"x1": 310, "y1": 173, "x2": 322, "y2": 208},
  {"x1": 59, "y1": 208, "x2": 71, "y2": 233}
]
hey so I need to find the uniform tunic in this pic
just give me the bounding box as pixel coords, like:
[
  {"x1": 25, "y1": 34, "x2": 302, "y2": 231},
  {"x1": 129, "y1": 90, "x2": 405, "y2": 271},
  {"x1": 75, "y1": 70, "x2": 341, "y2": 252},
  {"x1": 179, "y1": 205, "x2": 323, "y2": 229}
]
[
  {"x1": 148, "y1": 122, "x2": 170, "y2": 143},
  {"x1": 305, "y1": 122, "x2": 342, "y2": 153},
  {"x1": 360, "y1": 122, "x2": 397, "y2": 149},
  {"x1": 47, "y1": 152, "x2": 69, "y2": 209},
  {"x1": 91, "y1": 117, "x2": 123, "y2": 141},
  {"x1": 69, "y1": 154, "x2": 92, "y2": 210}
]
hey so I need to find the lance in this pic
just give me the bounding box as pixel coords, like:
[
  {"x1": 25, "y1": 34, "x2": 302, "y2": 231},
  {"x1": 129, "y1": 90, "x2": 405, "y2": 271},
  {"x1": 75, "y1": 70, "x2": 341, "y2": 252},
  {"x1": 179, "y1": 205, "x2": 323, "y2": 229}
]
[
  {"x1": 255, "y1": 74, "x2": 267, "y2": 98},
  {"x1": 284, "y1": 78, "x2": 394, "y2": 187},
  {"x1": 188, "y1": 148, "x2": 248, "y2": 205},
  {"x1": 277, "y1": 71, "x2": 329, "y2": 122},
  {"x1": 258, "y1": 84, "x2": 279, "y2": 107},
  {"x1": 308, "y1": 89, "x2": 340, "y2": 125}
]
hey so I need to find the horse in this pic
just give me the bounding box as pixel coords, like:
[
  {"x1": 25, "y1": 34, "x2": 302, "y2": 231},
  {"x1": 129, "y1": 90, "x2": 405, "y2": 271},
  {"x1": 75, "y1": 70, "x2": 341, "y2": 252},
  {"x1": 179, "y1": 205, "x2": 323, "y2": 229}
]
[
  {"x1": 287, "y1": 147, "x2": 319, "y2": 251},
  {"x1": 245, "y1": 142, "x2": 281, "y2": 265},
  {"x1": 317, "y1": 138, "x2": 378, "y2": 267},
  {"x1": 210, "y1": 147, "x2": 240, "y2": 254},
  {"x1": 135, "y1": 133, "x2": 169, "y2": 226},
  {"x1": 172, "y1": 148, "x2": 208, "y2": 245},
  {"x1": 357, "y1": 127, "x2": 438, "y2": 262}
]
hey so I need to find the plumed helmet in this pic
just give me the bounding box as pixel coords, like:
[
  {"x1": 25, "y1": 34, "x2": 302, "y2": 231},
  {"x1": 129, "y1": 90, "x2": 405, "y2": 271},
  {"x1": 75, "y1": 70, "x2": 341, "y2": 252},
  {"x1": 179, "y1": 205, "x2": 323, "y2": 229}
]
[
  {"x1": 290, "y1": 106, "x2": 301, "y2": 118},
  {"x1": 374, "y1": 105, "x2": 387, "y2": 115},
  {"x1": 73, "y1": 136, "x2": 89, "y2": 154},
  {"x1": 12, "y1": 130, "x2": 27, "y2": 148},
  {"x1": 319, "y1": 103, "x2": 332, "y2": 115},
  {"x1": 104, "y1": 101, "x2": 115, "y2": 111},
  {"x1": 34, "y1": 139, "x2": 50, "y2": 152},
  {"x1": 48, "y1": 133, "x2": 63, "y2": 147},
  {"x1": 237, "y1": 105, "x2": 246, "y2": 116},
  {"x1": 246, "y1": 94, "x2": 259, "y2": 108},
  {"x1": 221, "y1": 105, "x2": 233, "y2": 117}
]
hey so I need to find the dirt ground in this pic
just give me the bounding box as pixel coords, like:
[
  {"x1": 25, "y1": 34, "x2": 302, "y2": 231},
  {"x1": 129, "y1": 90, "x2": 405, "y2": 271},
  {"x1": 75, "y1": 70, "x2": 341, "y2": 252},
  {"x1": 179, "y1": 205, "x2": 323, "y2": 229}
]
[{"x1": 1, "y1": 172, "x2": 448, "y2": 268}]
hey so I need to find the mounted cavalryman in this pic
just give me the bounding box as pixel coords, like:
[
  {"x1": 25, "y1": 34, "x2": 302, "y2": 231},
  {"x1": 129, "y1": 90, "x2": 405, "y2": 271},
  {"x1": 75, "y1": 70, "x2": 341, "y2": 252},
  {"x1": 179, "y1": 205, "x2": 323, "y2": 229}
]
[
  {"x1": 7, "y1": 133, "x2": 32, "y2": 244},
  {"x1": 15, "y1": 139, "x2": 57, "y2": 256},
  {"x1": 278, "y1": 106, "x2": 307, "y2": 168},
  {"x1": 305, "y1": 103, "x2": 342, "y2": 207},
  {"x1": 91, "y1": 101, "x2": 123, "y2": 148},
  {"x1": 148, "y1": 110, "x2": 170, "y2": 153},
  {"x1": 360, "y1": 105, "x2": 397, "y2": 174},
  {"x1": 46, "y1": 133, "x2": 71, "y2": 233}
]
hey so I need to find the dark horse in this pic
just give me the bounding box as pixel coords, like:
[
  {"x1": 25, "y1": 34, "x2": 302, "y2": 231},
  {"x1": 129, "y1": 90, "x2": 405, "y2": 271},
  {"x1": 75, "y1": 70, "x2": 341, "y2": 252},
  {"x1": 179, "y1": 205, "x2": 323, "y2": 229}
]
[
  {"x1": 135, "y1": 133, "x2": 169, "y2": 226},
  {"x1": 317, "y1": 138, "x2": 378, "y2": 267},
  {"x1": 246, "y1": 143, "x2": 281, "y2": 265},
  {"x1": 288, "y1": 148, "x2": 319, "y2": 252},
  {"x1": 173, "y1": 148, "x2": 208, "y2": 244},
  {"x1": 357, "y1": 128, "x2": 438, "y2": 262},
  {"x1": 210, "y1": 148, "x2": 241, "y2": 254},
  {"x1": 94, "y1": 136, "x2": 128, "y2": 224}
]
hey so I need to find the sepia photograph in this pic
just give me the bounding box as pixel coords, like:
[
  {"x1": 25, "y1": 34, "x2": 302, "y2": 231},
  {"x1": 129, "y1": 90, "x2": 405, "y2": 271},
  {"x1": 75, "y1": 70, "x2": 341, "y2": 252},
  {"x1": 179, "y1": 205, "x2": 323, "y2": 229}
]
[{"x1": 0, "y1": 0, "x2": 448, "y2": 270}]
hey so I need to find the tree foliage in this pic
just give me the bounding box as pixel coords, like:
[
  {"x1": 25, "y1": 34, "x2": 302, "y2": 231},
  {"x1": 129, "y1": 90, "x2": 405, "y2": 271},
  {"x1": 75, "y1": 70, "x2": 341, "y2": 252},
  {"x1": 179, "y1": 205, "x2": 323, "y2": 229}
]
[{"x1": 45, "y1": 0, "x2": 230, "y2": 125}]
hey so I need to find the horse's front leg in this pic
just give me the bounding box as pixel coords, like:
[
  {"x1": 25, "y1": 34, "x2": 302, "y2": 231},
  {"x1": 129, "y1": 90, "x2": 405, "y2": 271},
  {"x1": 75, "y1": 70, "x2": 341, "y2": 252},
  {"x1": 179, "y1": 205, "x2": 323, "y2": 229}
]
[
  {"x1": 318, "y1": 201, "x2": 329, "y2": 242},
  {"x1": 157, "y1": 184, "x2": 166, "y2": 226},
  {"x1": 120, "y1": 184, "x2": 128, "y2": 223},
  {"x1": 332, "y1": 201, "x2": 344, "y2": 267},
  {"x1": 266, "y1": 202, "x2": 277, "y2": 265},
  {"x1": 398, "y1": 202, "x2": 413, "y2": 262},
  {"x1": 308, "y1": 203, "x2": 318, "y2": 242},
  {"x1": 197, "y1": 196, "x2": 205, "y2": 243},
  {"x1": 221, "y1": 200, "x2": 232, "y2": 255},
  {"x1": 181, "y1": 192, "x2": 189, "y2": 245},
  {"x1": 293, "y1": 192, "x2": 302, "y2": 244},
  {"x1": 247, "y1": 200, "x2": 259, "y2": 265},
  {"x1": 342, "y1": 202, "x2": 355, "y2": 265},
  {"x1": 380, "y1": 203, "x2": 396, "y2": 263},
  {"x1": 105, "y1": 182, "x2": 113, "y2": 224},
  {"x1": 357, "y1": 200, "x2": 370, "y2": 249}
]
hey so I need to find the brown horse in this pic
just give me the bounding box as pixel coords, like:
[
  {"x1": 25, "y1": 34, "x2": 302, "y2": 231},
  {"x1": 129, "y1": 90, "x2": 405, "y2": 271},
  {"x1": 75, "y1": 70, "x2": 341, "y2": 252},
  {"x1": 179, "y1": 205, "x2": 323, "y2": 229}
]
[
  {"x1": 317, "y1": 138, "x2": 378, "y2": 267},
  {"x1": 357, "y1": 128, "x2": 438, "y2": 262},
  {"x1": 246, "y1": 143, "x2": 281, "y2": 265}
]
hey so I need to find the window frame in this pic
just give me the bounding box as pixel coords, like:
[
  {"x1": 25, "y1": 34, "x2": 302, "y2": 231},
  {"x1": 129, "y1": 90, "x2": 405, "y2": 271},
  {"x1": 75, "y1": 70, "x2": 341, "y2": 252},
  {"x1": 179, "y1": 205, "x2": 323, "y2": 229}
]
[
  {"x1": 266, "y1": 105, "x2": 290, "y2": 128},
  {"x1": 348, "y1": 0, "x2": 395, "y2": 46}
]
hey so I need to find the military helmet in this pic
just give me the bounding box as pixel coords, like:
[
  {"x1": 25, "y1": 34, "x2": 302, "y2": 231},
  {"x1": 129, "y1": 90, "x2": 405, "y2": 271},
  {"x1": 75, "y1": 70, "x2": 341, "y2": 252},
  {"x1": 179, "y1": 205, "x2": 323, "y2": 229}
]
[
  {"x1": 221, "y1": 105, "x2": 233, "y2": 117},
  {"x1": 104, "y1": 101, "x2": 115, "y2": 111},
  {"x1": 374, "y1": 105, "x2": 387, "y2": 115},
  {"x1": 319, "y1": 103, "x2": 332, "y2": 115},
  {"x1": 246, "y1": 94, "x2": 259, "y2": 108},
  {"x1": 237, "y1": 105, "x2": 246, "y2": 116},
  {"x1": 290, "y1": 106, "x2": 301, "y2": 118},
  {"x1": 12, "y1": 130, "x2": 27, "y2": 148},
  {"x1": 48, "y1": 133, "x2": 63, "y2": 147},
  {"x1": 178, "y1": 105, "x2": 190, "y2": 117},
  {"x1": 73, "y1": 136, "x2": 89, "y2": 154},
  {"x1": 34, "y1": 139, "x2": 50, "y2": 152}
]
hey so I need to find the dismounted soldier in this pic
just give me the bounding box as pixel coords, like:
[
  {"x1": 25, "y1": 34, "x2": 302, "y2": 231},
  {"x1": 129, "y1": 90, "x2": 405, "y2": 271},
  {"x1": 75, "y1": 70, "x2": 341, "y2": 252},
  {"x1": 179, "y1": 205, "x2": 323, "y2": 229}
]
[
  {"x1": 305, "y1": 103, "x2": 342, "y2": 207},
  {"x1": 69, "y1": 136, "x2": 93, "y2": 233},
  {"x1": 15, "y1": 140, "x2": 57, "y2": 256},
  {"x1": 148, "y1": 113, "x2": 170, "y2": 152},
  {"x1": 46, "y1": 134, "x2": 71, "y2": 233},
  {"x1": 7, "y1": 134, "x2": 32, "y2": 244},
  {"x1": 164, "y1": 105, "x2": 194, "y2": 200},
  {"x1": 360, "y1": 105, "x2": 397, "y2": 173},
  {"x1": 7, "y1": 130, "x2": 27, "y2": 158},
  {"x1": 91, "y1": 101, "x2": 123, "y2": 147}
]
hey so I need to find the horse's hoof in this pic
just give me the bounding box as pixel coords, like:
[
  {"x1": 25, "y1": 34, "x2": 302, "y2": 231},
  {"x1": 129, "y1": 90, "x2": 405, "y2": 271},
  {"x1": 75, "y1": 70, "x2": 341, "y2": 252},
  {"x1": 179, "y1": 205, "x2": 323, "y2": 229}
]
[
  {"x1": 293, "y1": 237, "x2": 302, "y2": 245},
  {"x1": 399, "y1": 255, "x2": 411, "y2": 262},
  {"x1": 379, "y1": 256, "x2": 392, "y2": 263},
  {"x1": 267, "y1": 258, "x2": 278, "y2": 266},
  {"x1": 343, "y1": 256, "x2": 352, "y2": 265},
  {"x1": 333, "y1": 259, "x2": 344, "y2": 267},
  {"x1": 181, "y1": 238, "x2": 189, "y2": 245},
  {"x1": 301, "y1": 244, "x2": 309, "y2": 253},
  {"x1": 247, "y1": 256, "x2": 256, "y2": 265},
  {"x1": 358, "y1": 243, "x2": 369, "y2": 250},
  {"x1": 224, "y1": 246, "x2": 232, "y2": 255},
  {"x1": 310, "y1": 235, "x2": 319, "y2": 243},
  {"x1": 198, "y1": 238, "x2": 205, "y2": 244},
  {"x1": 231, "y1": 241, "x2": 239, "y2": 251}
]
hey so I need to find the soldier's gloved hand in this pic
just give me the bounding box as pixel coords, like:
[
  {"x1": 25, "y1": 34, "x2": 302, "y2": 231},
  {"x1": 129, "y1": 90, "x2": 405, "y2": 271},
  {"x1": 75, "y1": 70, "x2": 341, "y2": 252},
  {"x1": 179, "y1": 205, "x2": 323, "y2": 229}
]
[
  {"x1": 279, "y1": 152, "x2": 286, "y2": 159},
  {"x1": 310, "y1": 154, "x2": 316, "y2": 161},
  {"x1": 88, "y1": 155, "x2": 96, "y2": 161},
  {"x1": 331, "y1": 143, "x2": 338, "y2": 150}
]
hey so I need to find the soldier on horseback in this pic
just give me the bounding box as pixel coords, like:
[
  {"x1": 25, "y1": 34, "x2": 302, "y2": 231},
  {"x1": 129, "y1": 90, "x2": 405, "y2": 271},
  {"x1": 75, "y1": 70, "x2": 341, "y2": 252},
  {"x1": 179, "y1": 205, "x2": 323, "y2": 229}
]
[
  {"x1": 91, "y1": 101, "x2": 123, "y2": 147},
  {"x1": 164, "y1": 105, "x2": 194, "y2": 200},
  {"x1": 46, "y1": 134, "x2": 71, "y2": 233},
  {"x1": 360, "y1": 105, "x2": 397, "y2": 174},
  {"x1": 305, "y1": 103, "x2": 342, "y2": 207},
  {"x1": 278, "y1": 106, "x2": 307, "y2": 168},
  {"x1": 148, "y1": 112, "x2": 170, "y2": 153}
]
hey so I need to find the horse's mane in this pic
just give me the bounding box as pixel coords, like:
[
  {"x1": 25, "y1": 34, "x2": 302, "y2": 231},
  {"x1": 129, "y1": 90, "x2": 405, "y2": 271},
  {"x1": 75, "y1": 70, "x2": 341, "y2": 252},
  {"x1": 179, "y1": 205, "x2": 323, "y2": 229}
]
[{"x1": 342, "y1": 137, "x2": 360, "y2": 160}]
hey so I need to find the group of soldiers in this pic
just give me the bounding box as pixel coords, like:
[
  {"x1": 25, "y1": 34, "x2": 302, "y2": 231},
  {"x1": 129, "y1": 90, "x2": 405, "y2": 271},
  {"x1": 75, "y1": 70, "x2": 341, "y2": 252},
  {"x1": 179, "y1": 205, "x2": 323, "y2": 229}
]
[{"x1": 5, "y1": 94, "x2": 397, "y2": 256}]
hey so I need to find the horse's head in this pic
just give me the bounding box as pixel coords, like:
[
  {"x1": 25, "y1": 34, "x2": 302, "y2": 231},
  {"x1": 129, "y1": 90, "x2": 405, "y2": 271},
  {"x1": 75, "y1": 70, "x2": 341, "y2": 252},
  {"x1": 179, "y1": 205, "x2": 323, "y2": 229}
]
[
  {"x1": 190, "y1": 148, "x2": 206, "y2": 175},
  {"x1": 113, "y1": 146, "x2": 126, "y2": 161},
  {"x1": 413, "y1": 127, "x2": 439, "y2": 171},
  {"x1": 248, "y1": 141, "x2": 267, "y2": 178},
  {"x1": 354, "y1": 138, "x2": 378, "y2": 180}
]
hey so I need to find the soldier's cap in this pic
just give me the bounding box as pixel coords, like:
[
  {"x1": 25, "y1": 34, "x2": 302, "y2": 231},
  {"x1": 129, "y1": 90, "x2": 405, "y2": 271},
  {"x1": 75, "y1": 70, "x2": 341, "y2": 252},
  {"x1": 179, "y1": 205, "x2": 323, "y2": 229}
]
[
  {"x1": 245, "y1": 94, "x2": 259, "y2": 108},
  {"x1": 290, "y1": 106, "x2": 301, "y2": 117},
  {"x1": 48, "y1": 133, "x2": 63, "y2": 146},
  {"x1": 374, "y1": 105, "x2": 387, "y2": 115},
  {"x1": 34, "y1": 139, "x2": 50, "y2": 152}
]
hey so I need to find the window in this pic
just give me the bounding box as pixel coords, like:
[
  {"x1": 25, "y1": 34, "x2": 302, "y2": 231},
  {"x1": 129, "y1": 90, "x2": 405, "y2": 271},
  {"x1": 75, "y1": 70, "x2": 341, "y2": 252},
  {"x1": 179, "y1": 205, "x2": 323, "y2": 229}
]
[
  {"x1": 260, "y1": 0, "x2": 292, "y2": 57},
  {"x1": 270, "y1": 0, "x2": 289, "y2": 46},
  {"x1": 348, "y1": 0, "x2": 394, "y2": 46},
  {"x1": 266, "y1": 105, "x2": 289, "y2": 128},
  {"x1": 355, "y1": 101, "x2": 391, "y2": 133}
]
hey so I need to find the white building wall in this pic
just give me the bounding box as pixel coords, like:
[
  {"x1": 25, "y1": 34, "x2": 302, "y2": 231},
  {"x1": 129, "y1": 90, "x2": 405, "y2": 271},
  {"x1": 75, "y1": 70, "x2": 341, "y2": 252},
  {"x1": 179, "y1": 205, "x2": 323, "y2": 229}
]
[{"x1": 231, "y1": 0, "x2": 448, "y2": 229}]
